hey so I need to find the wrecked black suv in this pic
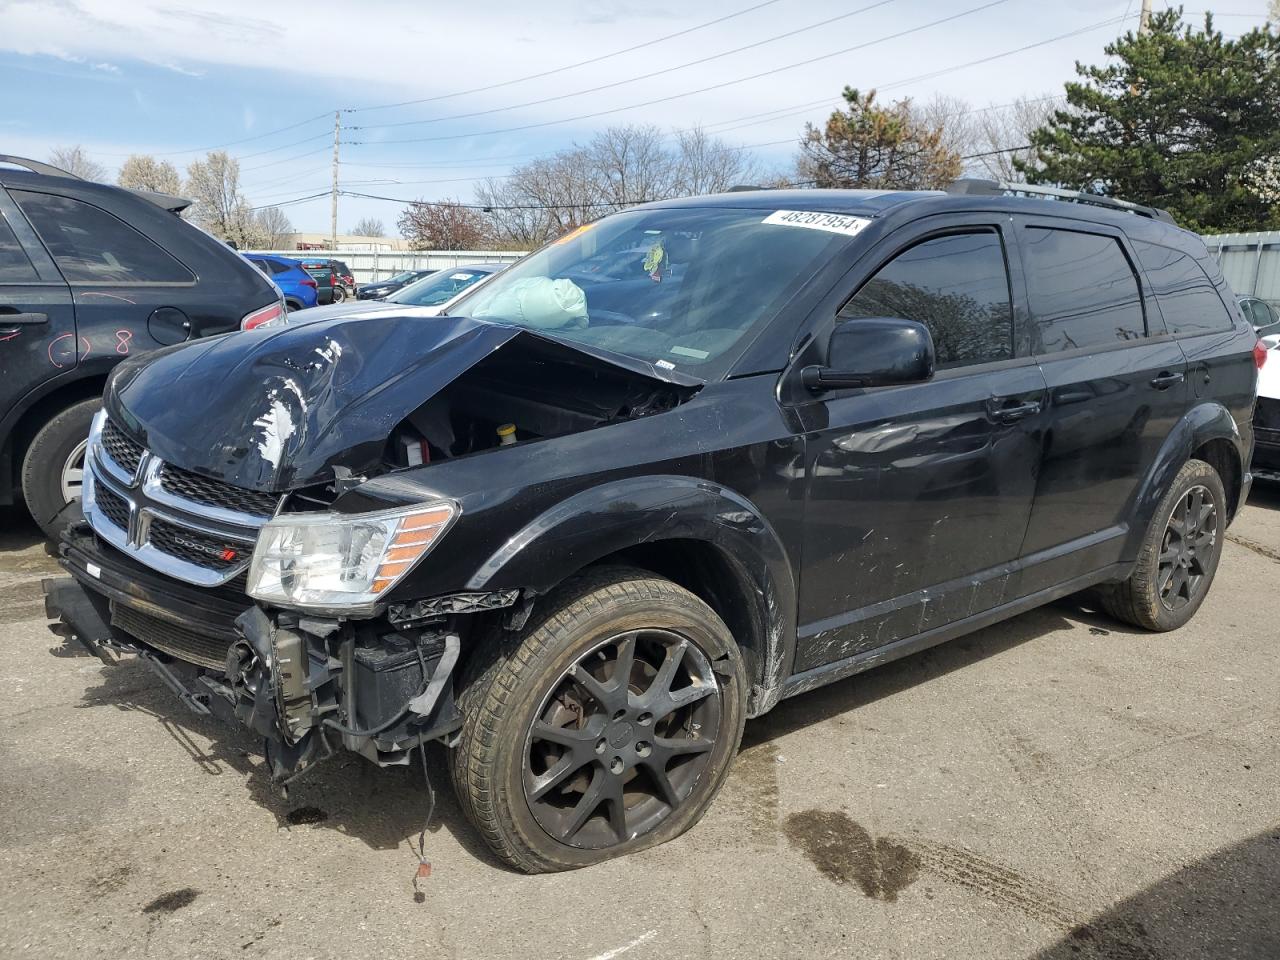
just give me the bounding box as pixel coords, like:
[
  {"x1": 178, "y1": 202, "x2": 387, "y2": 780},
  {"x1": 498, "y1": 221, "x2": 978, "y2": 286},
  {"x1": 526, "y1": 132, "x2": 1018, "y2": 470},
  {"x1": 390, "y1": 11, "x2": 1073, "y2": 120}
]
[{"x1": 45, "y1": 183, "x2": 1260, "y2": 872}]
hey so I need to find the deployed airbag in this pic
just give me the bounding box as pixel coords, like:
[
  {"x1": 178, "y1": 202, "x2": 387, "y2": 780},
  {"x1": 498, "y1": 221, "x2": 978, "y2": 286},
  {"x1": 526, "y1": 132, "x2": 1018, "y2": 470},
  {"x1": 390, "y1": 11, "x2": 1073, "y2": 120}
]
[{"x1": 475, "y1": 277, "x2": 587, "y2": 330}]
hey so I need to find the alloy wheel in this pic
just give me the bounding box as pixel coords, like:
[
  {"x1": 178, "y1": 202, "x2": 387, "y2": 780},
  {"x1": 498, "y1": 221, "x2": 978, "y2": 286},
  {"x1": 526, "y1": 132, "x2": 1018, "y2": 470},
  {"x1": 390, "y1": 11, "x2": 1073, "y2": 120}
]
[
  {"x1": 1158, "y1": 483, "x2": 1217, "y2": 612},
  {"x1": 523, "y1": 629, "x2": 721, "y2": 850}
]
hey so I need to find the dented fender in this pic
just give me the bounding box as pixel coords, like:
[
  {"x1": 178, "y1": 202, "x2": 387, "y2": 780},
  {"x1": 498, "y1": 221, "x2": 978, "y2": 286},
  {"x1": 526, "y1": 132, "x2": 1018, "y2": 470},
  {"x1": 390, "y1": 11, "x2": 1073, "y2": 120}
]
[{"x1": 465, "y1": 475, "x2": 797, "y2": 715}]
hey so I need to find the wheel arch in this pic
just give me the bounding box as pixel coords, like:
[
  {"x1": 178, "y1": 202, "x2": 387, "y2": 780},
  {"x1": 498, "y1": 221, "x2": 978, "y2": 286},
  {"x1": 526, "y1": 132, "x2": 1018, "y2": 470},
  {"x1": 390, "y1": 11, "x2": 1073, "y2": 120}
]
[
  {"x1": 465, "y1": 476, "x2": 797, "y2": 716},
  {"x1": 1126, "y1": 401, "x2": 1246, "y2": 557}
]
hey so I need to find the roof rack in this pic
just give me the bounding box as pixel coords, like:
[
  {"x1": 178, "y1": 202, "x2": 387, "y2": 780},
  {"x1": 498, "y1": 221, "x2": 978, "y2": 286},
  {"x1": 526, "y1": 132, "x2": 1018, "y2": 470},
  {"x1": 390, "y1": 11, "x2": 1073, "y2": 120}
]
[
  {"x1": 947, "y1": 178, "x2": 1175, "y2": 224},
  {"x1": 0, "y1": 155, "x2": 82, "y2": 179}
]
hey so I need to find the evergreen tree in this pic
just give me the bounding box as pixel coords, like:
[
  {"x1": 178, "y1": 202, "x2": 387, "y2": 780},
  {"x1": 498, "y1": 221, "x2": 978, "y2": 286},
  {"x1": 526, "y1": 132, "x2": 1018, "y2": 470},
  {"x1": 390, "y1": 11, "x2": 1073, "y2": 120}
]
[{"x1": 1018, "y1": 10, "x2": 1280, "y2": 231}]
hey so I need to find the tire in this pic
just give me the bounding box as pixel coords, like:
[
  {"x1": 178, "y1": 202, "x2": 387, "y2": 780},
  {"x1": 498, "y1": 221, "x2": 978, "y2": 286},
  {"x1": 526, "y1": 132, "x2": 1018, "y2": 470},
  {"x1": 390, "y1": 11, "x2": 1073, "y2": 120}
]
[
  {"x1": 332, "y1": 285, "x2": 347, "y2": 304},
  {"x1": 450, "y1": 566, "x2": 746, "y2": 873},
  {"x1": 1097, "y1": 458, "x2": 1226, "y2": 631},
  {"x1": 21, "y1": 397, "x2": 100, "y2": 540}
]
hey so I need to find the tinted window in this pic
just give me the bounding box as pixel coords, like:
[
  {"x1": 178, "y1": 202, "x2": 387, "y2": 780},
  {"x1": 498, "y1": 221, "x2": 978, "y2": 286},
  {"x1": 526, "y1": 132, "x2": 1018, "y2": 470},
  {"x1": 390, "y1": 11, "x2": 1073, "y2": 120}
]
[
  {"x1": 12, "y1": 190, "x2": 193, "y2": 284},
  {"x1": 0, "y1": 212, "x2": 38, "y2": 282},
  {"x1": 250, "y1": 260, "x2": 272, "y2": 277},
  {"x1": 269, "y1": 260, "x2": 294, "y2": 276},
  {"x1": 838, "y1": 231, "x2": 1013, "y2": 368},
  {"x1": 1133, "y1": 240, "x2": 1233, "y2": 336},
  {"x1": 1023, "y1": 228, "x2": 1144, "y2": 352}
]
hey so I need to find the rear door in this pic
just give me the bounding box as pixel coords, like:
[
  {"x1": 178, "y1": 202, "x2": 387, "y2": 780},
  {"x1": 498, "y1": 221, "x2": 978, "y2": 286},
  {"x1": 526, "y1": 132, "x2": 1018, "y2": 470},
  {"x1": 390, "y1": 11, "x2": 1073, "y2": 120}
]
[
  {"x1": 0, "y1": 187, "x2": 76, "y2": 419},
  {"x1": 1132, "y1": 240, "x2": 1259, "y2": 442},
  {"x1": 10, "y1": 188, "x2": 199, "y2": 360},
  {"x1": 793, "y1": 216, "x2": 1048, "y2": 671},
  {"x1": 1013, "y1": 217, "x2": 1188, "y2": 595}
]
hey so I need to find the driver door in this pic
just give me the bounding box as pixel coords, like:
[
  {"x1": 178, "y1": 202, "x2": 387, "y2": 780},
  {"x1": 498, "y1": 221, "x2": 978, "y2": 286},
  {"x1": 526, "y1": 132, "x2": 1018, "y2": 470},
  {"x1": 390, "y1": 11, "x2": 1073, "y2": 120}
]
[{"x1": 791, "y1": 217, "x2": 1047, "y2": 672}]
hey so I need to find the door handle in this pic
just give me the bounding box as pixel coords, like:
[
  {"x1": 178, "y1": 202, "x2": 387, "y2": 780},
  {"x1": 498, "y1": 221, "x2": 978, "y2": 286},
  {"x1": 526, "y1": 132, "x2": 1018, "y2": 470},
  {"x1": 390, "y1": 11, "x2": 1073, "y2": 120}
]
[
  {"x1": 987, "y1": 398, "x2": 1041, "y2": 423},
  {"x1": 0, "y1": 312, "x2": 48, "y2": 325},
  {"x1": 1149, "y1": 371, "x2": 1185, "y2": 390}
]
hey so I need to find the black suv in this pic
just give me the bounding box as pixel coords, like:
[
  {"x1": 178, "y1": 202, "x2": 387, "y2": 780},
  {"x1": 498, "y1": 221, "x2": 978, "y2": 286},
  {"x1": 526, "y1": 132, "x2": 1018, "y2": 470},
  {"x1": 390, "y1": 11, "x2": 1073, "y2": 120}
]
[
  {"x1": 0, "y1": 156, "x2": 283, "y2": 536},
  {"x1": 44, "y1": 183, "x2": 1260, "y2": 873}
]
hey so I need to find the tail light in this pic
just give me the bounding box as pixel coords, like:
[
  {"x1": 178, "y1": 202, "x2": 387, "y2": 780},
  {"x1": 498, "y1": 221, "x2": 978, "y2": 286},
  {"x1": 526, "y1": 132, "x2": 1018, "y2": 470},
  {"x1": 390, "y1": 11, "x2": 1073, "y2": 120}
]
[
  {"x1": 241, "y1": 300, "x2": 287, "y2": 331},
  {"x1": 1255, "y1": 340, "x2": 1268, "y2": 370},
  {"x1": 302, "y1": 278, "x2": 317, "y2": 289}
]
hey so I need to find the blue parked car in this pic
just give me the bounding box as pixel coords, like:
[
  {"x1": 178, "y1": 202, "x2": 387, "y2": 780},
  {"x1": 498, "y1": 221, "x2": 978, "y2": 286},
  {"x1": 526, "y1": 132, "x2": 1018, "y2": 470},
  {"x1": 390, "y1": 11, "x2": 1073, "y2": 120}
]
[{"x1": 243, "y1": 254, "x2": 318, "y2": 319}]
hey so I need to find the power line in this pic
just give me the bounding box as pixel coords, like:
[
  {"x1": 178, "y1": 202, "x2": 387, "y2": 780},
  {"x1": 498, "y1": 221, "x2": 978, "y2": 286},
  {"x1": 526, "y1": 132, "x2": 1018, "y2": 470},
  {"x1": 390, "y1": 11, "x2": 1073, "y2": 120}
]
[
  {"x1": 351, "y1": 0, "x2": 901, "y2": 133},
  {"x1": 95, "y1": 112, "x2": 332, "y2": 158},
  {"x1": 873, "y1": 14, "x2": 1128, "y2": 94},
  {"x1": 350, "y1": 0, "x2": 1013, "y2": 146},
  {"x1": 344, "y1": 0, "x2": 784, "y2": 114}
]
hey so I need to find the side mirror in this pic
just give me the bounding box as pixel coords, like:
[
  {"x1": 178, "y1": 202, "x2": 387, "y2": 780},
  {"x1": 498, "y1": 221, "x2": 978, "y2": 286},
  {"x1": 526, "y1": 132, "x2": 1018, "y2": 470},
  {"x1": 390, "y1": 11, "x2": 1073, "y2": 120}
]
[{"x1": 802, "y1": 317, "x2": 936, "y2": 392}]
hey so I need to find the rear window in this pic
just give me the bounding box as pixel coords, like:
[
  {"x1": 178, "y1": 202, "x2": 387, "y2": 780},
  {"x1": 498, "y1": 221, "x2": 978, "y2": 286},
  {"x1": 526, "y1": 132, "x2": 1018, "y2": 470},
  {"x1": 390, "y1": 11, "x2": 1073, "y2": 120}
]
[
  {"x1": 12, "y1": 190, "x2": 195, "y2": 284},
  {"x1": 1022, "y1": 227, "x2": 1145, "y2": 352},
  {"x1": 0, "y1": 212, "x2": 38, "y2": 282},
  {"x1": 1132, "y1": 240, "x2": 1235, "y2": 336}
]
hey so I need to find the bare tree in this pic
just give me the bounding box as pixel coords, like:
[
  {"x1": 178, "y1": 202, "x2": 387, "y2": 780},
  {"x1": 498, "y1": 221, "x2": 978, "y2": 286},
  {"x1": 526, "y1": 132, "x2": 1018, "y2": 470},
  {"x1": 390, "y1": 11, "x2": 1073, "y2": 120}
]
[
  {"x1": 584, "y1": 124, "x2": 678, "y2": 208},
  {"x1": 117, "y1": 154, "x2": 182, "y2": 194},
  {"x1": 398, "y1": 199, "x2": 491, "y2": 250},
  {"x1": 48, "y1": 145, "x2": 106, "y2": 181},
  {"x1": 674, "y1": 126, "x2": 762, "y2": 194},
  {"x1": 476, "y1": 151, "x2": 605, "y2": 248},
  {"x1": 184, "y1": 151, "x2": 260, "y2": 247},
  {"x1": 476, "y1": 124, "x2": 761, "y2": 247},
  {"x1": 919, "y1": 94, "x2": 979, "y2": 171},
  {"x1": 351, "y1": 217, "x2": 386, "y2": 237},
  {"x1": 971, "y1": 95, "x2": 1061, "y2": 182},
  {"x1": 254, "y1": 206, "x2": 294, "y2": 248},
  {"x1": 1270, "y1": 0, "x2": 1279, "y2": 22}
]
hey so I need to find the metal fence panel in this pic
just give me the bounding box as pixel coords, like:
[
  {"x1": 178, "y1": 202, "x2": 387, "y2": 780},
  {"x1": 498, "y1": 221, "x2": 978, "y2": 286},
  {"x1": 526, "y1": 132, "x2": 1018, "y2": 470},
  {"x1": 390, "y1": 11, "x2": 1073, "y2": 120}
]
[
  {"x1": 241, "y1": 249, "x2": 527, "y2": 285},
  {"x1": 1203, "y1": 230, "x2": 1280, "y2": 307}
]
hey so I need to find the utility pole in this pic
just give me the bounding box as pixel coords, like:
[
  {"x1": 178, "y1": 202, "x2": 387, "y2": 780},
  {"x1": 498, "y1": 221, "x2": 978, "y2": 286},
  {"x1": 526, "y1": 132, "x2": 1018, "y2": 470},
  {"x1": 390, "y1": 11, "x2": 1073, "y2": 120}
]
[
  {"x1": 1138, "y1": 0, "x2": 1152, "y2": 35},
  {"x1": 330, "y1": 110, "x2": 340, "y2": 250}
]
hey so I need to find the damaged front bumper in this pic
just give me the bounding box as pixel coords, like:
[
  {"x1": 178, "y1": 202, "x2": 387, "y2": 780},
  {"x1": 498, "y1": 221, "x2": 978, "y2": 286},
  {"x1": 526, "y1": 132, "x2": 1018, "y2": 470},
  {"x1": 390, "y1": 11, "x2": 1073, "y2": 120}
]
[{"x1": 45, "y1": 524, "x2": 465, "y2": 782}]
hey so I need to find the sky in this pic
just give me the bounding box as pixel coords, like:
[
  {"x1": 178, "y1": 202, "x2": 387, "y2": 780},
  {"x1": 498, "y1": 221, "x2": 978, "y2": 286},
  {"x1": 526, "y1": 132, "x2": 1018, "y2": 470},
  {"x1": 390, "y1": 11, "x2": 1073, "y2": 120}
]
[{"x1": 0, "y1": 0, "x2": 1271, "y2": 234}]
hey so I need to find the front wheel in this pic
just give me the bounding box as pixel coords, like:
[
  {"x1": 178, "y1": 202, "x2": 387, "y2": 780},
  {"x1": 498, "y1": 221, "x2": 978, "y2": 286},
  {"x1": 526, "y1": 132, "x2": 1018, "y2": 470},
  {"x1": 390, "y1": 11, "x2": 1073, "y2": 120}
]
[
  {"x1": 1097, "y1": 458, "x2": 1227, "y2": 631},
  {"x1": 451, "y1": 568, "x2": 745, "y2": 873},
  {"x1": 21, "y1": 397, "x2": 100, "y2": 540}
]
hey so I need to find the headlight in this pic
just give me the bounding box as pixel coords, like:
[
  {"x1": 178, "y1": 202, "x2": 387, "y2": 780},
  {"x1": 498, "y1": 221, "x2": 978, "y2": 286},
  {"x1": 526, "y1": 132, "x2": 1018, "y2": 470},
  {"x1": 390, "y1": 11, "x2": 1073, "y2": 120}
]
[{"x1": 246, "y1": 501, "x2": 457, "y2": 613}]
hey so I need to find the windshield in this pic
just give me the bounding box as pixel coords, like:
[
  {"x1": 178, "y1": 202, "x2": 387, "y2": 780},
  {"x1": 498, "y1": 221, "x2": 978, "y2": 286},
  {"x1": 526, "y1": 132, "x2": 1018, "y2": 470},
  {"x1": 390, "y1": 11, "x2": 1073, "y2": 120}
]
[
  {"x1": 451, "y1": 207, "x2": 861, "y2": 377},
  {"x1": 383, "y1": 271, "x2": 417, "y2": 284},
  {"x1": 389, "y1": 268, "x2": 491, "y2": 306}
]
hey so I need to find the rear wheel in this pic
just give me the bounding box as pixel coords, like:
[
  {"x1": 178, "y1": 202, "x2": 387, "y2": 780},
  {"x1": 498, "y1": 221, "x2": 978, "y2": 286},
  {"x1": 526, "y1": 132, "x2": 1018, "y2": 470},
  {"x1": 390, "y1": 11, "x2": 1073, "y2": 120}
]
[
  {"x1": 451, "y1": 568, "x2": 745, "y2": 873},
  {"x1": 21, "y1": 397, "x2": 100, "y2": 540},
  {"x1": 332, "y1": 284, "x2": 347, "y2": 304},
  {"x1": 1097, "y1": 458, "x2": 1226, "y2": 631}
]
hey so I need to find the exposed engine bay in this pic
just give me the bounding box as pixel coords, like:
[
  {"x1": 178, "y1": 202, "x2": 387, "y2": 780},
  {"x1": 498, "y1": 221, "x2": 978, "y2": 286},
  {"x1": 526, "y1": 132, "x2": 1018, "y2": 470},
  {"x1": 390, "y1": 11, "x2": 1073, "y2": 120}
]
[{"x1": 389, "y1": 334, "x2": 690, "y2": 466}]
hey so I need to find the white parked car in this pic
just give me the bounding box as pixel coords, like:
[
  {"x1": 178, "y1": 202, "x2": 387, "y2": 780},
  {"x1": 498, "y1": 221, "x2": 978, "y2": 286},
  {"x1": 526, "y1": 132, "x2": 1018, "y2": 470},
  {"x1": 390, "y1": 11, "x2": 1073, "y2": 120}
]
[{"x1": 278, "y1": 262, "x2": 508, "y2": 327}]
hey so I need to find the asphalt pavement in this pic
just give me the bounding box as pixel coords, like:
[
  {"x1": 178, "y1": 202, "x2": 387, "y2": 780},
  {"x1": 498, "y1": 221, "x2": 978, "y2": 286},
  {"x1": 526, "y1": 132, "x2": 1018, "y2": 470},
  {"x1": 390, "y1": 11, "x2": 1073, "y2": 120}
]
[{"x1": 2, "y1": 485, "x2": 1278, "y2": 960}]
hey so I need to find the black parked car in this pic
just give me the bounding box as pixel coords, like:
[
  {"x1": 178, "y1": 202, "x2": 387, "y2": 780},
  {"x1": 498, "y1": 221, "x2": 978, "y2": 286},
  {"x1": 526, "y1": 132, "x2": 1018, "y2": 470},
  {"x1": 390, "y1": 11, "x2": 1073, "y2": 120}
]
[
  {"x1": 0, "y1": 155, "x2": 283, "y2": 536},
  {"x1": 45, "y1": 183, "x2": 1261, "y2": 873},
  {"x1": 357, "y1": 268, "x2": 434, "y2": 299}
]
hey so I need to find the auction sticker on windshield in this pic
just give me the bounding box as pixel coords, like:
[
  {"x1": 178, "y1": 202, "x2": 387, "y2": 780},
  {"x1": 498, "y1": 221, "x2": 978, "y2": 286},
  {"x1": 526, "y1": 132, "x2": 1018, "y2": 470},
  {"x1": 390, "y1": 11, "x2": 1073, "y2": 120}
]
[{"x1": 762, "y1": 210, "x2": 872, "y2": 236}]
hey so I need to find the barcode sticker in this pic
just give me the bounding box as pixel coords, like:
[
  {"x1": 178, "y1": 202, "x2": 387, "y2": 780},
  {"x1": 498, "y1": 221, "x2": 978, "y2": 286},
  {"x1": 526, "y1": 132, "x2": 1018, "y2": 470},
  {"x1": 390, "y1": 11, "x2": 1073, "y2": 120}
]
[{"x1": 761, "y1": 209, "x2": 872, "y2": 237}]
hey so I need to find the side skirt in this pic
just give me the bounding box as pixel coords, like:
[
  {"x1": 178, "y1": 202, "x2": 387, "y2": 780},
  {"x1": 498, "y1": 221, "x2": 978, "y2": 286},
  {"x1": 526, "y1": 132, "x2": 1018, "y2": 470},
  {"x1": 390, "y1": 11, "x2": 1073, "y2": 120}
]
[{"x1": 778, "y1": 562, "x2": 1127, "y2": 701}]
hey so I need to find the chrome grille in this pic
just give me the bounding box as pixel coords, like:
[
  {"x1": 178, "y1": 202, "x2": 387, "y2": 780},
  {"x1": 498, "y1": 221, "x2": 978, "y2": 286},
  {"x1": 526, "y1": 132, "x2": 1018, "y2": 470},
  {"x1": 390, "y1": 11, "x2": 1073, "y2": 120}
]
[
  {"x1": 95, "y1": 483, "x2": 131, "y2": 531},
  {"x1": 100, "y1": 418, "x2": 144, "y2": 477},
  {"x1": 84, "y1": 410, "x2": 274, "y2": 588},
  {"x1": 148, "y1": 517, "x2": 246, "y2": 571},
  {"x1": 160, "y1": 463, "x2": 278, "y2": 518}
]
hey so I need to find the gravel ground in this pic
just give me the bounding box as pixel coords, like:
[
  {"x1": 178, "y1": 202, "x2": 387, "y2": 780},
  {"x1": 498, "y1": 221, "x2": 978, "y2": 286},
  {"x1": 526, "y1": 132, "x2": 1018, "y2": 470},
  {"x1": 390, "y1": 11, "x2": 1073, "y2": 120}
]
[{"x1": 1, "y1": 485, "x2": 1277, "y2": 960}]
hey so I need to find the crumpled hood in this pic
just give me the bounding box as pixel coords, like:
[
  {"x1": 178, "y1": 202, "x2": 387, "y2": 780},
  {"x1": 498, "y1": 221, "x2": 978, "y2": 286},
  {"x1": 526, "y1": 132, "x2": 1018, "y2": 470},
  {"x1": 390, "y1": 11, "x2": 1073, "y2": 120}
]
[
  {"x1": 106, "y1": 314, "x2": 527, "y2": 492},
  {"x1": 105, "y1": 313, "x2": 699, "y2": 492}
]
